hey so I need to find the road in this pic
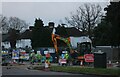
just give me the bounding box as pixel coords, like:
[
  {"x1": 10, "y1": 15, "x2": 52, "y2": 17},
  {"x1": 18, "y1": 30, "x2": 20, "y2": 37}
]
[{"x1": 1, "y1": 65, "x2": 102, "y2": 77}]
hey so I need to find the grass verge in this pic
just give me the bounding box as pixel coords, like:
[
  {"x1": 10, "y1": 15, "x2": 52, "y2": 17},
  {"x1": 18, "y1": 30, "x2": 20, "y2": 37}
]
[{"x1": 49, "y1": 66, "x2": 120, "y2": 76}]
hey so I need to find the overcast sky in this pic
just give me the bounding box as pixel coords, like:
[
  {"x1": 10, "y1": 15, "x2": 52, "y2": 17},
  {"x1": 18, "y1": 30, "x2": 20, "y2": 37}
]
[{"x1": 1, "y1": 0, "x2": 110, "y2": 27}]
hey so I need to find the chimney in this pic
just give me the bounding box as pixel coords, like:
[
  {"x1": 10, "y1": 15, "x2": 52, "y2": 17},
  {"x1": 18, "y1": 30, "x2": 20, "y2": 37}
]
[
  {"x1": 48, "y1": 22, "x2": 54, "y2": 28},
  {"x1": 29, "y1": 26, "x2": 34, "y2": 31}
]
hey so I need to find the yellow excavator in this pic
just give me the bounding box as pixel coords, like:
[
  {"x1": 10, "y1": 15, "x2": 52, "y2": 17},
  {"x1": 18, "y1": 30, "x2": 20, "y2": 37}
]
[{"x1": 51, "y1": 28, "x2": 92, "y2": 65}]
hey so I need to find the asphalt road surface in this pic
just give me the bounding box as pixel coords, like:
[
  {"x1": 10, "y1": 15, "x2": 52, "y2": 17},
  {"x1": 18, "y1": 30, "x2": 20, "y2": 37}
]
[{"x1": 2, "y1": 66, "x2": 102, "y2": 77}]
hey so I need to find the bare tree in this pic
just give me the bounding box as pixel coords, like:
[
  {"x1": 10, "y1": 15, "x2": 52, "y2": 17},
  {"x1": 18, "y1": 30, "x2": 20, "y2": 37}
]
[
  {"x1": 1, "y1": 15, "x2": 29, "y2": 48},
  {"x1": 0, "y1": 15, "x2": 9, "y2": 33},
  {"x1": 65, "y1": 4, "x2": 103, "y2": 38},
  {"x1": 0, "y1": 15, "x2": 2, "y2": 50},
  {"x1": 9, "y1": 17, "x2": 28, "y2": 32},
  {"x1": 1, "y1": 16, "x2": 28, "y2": 34}
]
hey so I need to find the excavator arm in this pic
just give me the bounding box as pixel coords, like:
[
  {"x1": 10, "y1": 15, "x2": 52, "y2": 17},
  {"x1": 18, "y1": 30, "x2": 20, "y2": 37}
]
[
  {"x1": 52, "y1": 28, "x2": 73, "y2": 54},
  {"x1": 52, "y1": 34, "x2": 58, "y2": 53}
]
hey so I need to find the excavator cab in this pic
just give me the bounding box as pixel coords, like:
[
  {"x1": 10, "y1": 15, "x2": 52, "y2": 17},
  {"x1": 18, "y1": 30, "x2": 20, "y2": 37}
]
[{"x1": 77, "y1": 42, "x2": 91, "y2": 56}]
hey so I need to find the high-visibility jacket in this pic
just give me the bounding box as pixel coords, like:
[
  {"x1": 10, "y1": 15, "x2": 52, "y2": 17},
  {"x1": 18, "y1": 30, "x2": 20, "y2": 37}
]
[
  {"x1": 36, "y1": 54, "x2": 42, "y2": 60},
  {"x1": 65, "y1": 53, "x2": 69, "y2": 60}
]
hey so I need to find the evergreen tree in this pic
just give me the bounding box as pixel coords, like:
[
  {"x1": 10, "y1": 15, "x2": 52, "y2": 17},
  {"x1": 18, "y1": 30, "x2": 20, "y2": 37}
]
[
  {"x1": 104, "y1": 2, "x2": 120, "y2": 46},
  {"x1": 31, "y1": 18, "x2": 44, "y2": 48},
  {"x1": 93, "y1": 19, "x2": 112, "y2": 46},
  {"x1": 93, "y1": 2, "x2": 120, "y2": 47},
  {"x1": 31, "y1": 18, "x2": 53, "y2": 49},
  {"x1": 42, "y1": 28, "x2": 53, "y2": 47}
]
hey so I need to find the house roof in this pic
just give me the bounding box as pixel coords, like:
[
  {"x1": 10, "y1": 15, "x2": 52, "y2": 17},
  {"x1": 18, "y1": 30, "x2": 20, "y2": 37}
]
[
  {"x1": 19, "y1": 29, "x2": 32, "y2": 39},
  {"x1": 49, "y1": 27, "x2": 82, "y2": 37},
  {"x1": 2, "y1": 26, "x2": 83, "y2": 42},
  {"x1": 65, "y1": 27, "x2": 83, "y2": 37}
]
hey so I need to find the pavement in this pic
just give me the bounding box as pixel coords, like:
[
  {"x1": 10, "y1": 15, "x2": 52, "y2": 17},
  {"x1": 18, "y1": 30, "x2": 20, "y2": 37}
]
[
  {"x1": 2, "y1": 66, "x2": 79, "y2": 75},
  {"x1": 1, "y1": 63, "x2": 103, "y2": 77}
]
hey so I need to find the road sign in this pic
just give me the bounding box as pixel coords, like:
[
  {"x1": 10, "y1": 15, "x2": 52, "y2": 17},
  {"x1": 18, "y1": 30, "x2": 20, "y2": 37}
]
[
  {"x1": 12, "y1": 49, "x2": 19, "y2": 59},
  {"x1": 59, "y1": 59, "x2": 67, "y2": 64},
  {"x1": 84, "y1": 54, "x2": 94, "y2": 62}
]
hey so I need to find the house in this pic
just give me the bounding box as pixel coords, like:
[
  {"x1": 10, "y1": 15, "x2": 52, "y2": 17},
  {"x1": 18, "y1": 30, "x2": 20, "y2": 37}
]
[
  {"x1": 2, "y1": 22, "x2": 83, "y2": 49},
  {"x1": 2, "y1": 29, "x2": 32, "y2": 48},
  {"x1": 17, "y1": 29, "x2": 32, "y2": 48},
  {"x1": 2, "y1": 34, "x2": 10, "y2": 48}
]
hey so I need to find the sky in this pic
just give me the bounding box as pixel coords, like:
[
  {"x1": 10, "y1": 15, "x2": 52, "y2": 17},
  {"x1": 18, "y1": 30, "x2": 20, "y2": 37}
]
[{"x1": 1, "y1": 0, "x2": 110, "y2": 27}]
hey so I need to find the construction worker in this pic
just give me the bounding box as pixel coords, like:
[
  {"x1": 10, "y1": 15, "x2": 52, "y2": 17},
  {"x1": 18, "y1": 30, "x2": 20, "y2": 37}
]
[
  {"x1": 35, "y1": 53, "x2": 42, "y2": 65},
  {"x1": 44, "y1": 59, "x2": 50, "y2": 71},
  {"x1": 64, "y1": 52, "x2": 69, "y2": 59},
  {"x1": 45, "y1": 52, "x2": 51, "y2": 68},
  {"x1": 30, "y1": 52, "x2": 35, "y2": 64},
  {"x1": 45, "y1": 52, "x2": 50, "y2": 58},
  {"x1": 64, "y1": 52, "x2": 69, "y2": 65}
]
